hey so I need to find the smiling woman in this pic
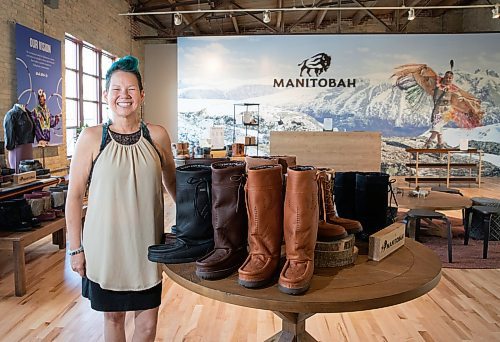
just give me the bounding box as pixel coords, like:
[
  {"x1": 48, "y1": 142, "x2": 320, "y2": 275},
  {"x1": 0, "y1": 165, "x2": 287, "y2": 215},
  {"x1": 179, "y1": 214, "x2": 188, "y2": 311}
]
[{"x1": 65, "y1": 55, "x2": 177, "y2": 340}]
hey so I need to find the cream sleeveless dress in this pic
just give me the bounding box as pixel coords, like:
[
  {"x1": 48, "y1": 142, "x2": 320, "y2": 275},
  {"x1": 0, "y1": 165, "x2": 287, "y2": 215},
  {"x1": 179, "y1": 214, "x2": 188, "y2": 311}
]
[{"x1": 83, "y1": 124, "x2": 164, "y2": 291}]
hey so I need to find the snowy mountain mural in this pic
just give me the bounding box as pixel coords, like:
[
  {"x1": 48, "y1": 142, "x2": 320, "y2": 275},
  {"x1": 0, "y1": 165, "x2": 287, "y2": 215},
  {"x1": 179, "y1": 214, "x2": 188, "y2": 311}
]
[{"x1": 178, "y1": 34, "x2": 500, "y2": 176}]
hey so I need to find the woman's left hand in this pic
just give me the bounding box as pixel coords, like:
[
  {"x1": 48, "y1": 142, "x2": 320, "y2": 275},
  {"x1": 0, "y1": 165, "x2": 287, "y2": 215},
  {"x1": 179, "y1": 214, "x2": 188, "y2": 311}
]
[{"x1": 71, "y1": 252, "x2": 86, "y2": 277}]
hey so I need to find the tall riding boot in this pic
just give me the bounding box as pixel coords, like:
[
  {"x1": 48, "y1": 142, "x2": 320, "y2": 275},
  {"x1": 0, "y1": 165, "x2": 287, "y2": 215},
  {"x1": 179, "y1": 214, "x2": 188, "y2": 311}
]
[
  {"x1": 279, "y1": 166, "x2": 319, "y2": 295},
  {"x1": 333, "y1": 171, "x2": 358, "y2": 220},
  {"x1": 148, "y1": 164, "x2": 214, "y2": 264},
  {"x1": 196, "y1": 161, "x2": 248, "y2": 280},
  {"x1": 238, "y1": 164, "x2": 283, "y2": 288},
  {"x1": 270, "y1": 155, "x2": 297, "y2": 174},
  {"x1": 355, "y1": 172, "x2": 390, "y2": 240},
  {"x1": 316, "y1": 170, "x2": 348, "y2": 241},
  {"x1": 244, "y1": 156, "x2": 278, "y2": 172},
  {"x1": 318, "y1": 170, "x2": 362, "y2": 235}
]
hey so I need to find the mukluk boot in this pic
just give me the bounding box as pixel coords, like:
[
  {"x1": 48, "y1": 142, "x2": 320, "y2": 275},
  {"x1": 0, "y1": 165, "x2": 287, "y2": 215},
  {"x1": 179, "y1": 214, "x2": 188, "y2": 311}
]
[
  {"x1": 196, "y1": 161, "x2": 248, "y2": 280},
  {"x1": 333, "y1": 171, "x2": 357, "y2": 220},
  {"x1": 148, "y1": 164, "x2": 214, "y2": 263},
  {"x1": 270, "y1": 155, "x2": 297, "y2": 175},
  {"x1": 318, "y1": 170, "x2": 362, "y2": 235},
  {"x1": 279, "y1": 166, "x2": 319, "y2": 295},
  {"x1": 244, "y1": 156, "x2": 278, "y2": 172},
  {"x1": 238, "y1": 164, "x2": 283, "y2": 288}
]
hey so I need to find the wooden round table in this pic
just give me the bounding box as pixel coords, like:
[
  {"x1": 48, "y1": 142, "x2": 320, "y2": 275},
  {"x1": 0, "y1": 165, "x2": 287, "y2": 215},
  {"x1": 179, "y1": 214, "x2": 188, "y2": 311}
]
[
  {"x1": 162, "y1": 239, "x2": 441, "y2": 341},
  {"x1": 395, "y1": 190, "x2": 472, "y2": 210}
]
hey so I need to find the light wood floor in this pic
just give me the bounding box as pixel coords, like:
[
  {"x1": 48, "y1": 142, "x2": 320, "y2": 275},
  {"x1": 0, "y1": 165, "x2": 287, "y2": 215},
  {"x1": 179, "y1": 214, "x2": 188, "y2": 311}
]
[{"x1": 0, "y1": 179, "x2": 499, "y2": 341}]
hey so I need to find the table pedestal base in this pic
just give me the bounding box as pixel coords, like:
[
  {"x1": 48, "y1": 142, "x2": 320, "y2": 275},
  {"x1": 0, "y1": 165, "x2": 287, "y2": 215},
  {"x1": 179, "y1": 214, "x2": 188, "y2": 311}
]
[{"x1": 264, "y1": 312, "x2": 316, "y2": 342}]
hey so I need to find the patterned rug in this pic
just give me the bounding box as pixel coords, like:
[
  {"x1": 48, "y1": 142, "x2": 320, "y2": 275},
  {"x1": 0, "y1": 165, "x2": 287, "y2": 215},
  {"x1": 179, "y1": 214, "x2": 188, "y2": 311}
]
[{"x1": 416, "y1": 217, "x2": 500, "y2": 269}]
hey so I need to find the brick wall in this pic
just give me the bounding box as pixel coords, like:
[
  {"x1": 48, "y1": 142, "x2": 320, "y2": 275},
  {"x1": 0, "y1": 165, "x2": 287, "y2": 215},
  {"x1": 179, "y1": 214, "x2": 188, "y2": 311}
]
[{"x1": 0, "y1": 0, "x2": 152, "y2": 176}]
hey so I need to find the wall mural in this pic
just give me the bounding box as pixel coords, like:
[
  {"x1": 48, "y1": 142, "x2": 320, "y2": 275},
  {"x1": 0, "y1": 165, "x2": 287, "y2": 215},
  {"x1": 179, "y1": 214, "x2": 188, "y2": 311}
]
[{"x1": 177, "y1": 34, "x2": 500, "y2": 176}]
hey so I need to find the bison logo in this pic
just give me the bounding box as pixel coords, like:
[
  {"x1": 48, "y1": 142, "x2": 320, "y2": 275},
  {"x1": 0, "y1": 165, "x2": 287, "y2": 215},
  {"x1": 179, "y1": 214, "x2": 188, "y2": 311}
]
[{"x1": 298, "y1": 53, "x2": 331, "y2": 77}]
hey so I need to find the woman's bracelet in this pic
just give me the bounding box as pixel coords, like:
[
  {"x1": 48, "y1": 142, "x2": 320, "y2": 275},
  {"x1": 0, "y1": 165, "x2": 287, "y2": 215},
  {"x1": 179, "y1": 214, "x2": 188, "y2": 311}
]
[{"x1": 68, "y1": 246, "x2": 84, "y2": 256}]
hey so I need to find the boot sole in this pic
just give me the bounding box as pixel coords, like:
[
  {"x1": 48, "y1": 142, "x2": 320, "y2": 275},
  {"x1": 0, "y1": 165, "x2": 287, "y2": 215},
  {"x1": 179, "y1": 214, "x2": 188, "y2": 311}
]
[
  {"x1": 345, "y1": 227, "x2": 363, "y2": 234},
  {"x1": 278, "y1": 283, "x2": 310, "y2": 295},
  {"x1": 317, "y1": 231, "x2": 348, "y2": 242},
  {"x1": 238, "y1": 277, "x2": 274, "y2": 288},
  {"x1": 196, "y1": 265, "x2": 240, "y2": 280}
]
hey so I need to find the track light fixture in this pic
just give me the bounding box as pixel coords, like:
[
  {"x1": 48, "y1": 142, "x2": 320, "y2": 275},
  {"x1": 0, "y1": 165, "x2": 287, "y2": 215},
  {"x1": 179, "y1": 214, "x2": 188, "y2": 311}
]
[
  {"x1": 408, "y1": 7, "x2": 416, "y2": 21},
  {"x1": 493, "y1": 4, "x2": 500, "y2": 19},
  {"x1": 174, "y1": 12, "x2": 183, "y2": 26},
  {"x1": 263, "y1": 10, "x2": 271, "y2": 23}
]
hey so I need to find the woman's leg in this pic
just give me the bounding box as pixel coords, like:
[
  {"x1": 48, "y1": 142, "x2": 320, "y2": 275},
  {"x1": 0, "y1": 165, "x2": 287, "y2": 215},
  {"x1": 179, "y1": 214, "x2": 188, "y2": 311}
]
[
  {"x1": 104, "y1": 311, "x2": 126, "y2": 342},
  {"x1": 133, "y1": 307, "x2": 159, "y2": 342}
]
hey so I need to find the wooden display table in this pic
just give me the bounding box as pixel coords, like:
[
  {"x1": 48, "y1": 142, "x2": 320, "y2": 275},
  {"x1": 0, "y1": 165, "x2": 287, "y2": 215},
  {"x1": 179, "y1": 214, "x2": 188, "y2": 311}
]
[
  {"x1": 0, "y1": 218, "x2": 66, "y2": 296},
  {"x1": 163, "y1": 239, "x2": 441, "y2": 341},
  {"x1": 396, "y1": 190, "x2": 472, "y2": 211}
]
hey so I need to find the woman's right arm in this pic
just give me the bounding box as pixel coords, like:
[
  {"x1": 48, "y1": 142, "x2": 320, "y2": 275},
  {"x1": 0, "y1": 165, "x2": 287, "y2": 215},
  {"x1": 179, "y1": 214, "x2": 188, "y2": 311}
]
[{"x1": 65, "y1": 126, "x2": 100, "y2": 277}]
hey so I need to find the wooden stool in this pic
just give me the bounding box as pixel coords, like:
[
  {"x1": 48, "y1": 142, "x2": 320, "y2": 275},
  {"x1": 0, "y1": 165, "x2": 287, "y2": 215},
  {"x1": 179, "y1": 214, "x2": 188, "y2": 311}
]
[
  {"x1": 465, "y1": 205, "x2": 500, "y2": 259},
  {"x1": 405, "y1": 209, "x2": 452, "y2": 262}
]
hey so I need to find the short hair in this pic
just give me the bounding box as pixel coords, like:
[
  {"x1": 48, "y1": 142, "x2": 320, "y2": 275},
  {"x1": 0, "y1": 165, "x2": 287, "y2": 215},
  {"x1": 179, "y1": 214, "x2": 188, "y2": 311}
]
[
  {"x1": 444, "y1": 71, "x2": 454, "y2": 76},
  {"x1": 105, "y1": 55, "x2": 143, "y2": 91}
]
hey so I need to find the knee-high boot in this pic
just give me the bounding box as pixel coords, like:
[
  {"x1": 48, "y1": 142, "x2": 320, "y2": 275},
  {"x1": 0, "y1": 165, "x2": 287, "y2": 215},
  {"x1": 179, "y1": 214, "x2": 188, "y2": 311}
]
[
  {"x1": 196, "y1": 161, "x2": 248, "y2": 280},
  {"x1": 279, "y1": 166, "x2": 319, "y2": 295},
  {"x1": 244, "y1": 156, "x2": 278, "y2": 172},
  {"x1": 238, "y1": 164, "x2": 283, "y2": 288},
  {"x1": 355, "y1": 172, "x2": 390, "y2": 238},
  {"x1": 333, "y1": 171, "x2": 357, "y2": 220},
  {"x1": 148, "y1": 164, "x2": 214, "y2": 264},
  {"x1": 318, "y1": 170, "x2": 362, "y2": 235}
]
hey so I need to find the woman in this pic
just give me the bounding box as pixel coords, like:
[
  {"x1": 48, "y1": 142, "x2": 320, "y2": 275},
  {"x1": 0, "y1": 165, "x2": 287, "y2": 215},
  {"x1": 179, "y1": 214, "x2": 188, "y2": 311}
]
[{"x1": 66, "y1": 55, "x2": 176, "y2": 341}]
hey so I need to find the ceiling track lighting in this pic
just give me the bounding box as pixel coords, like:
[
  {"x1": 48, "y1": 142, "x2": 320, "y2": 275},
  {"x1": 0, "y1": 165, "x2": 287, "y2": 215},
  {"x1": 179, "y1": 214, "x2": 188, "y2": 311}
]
[
  {"x1": 263, "y1": 10, "x2": 271, "y2": 23},
  {"x1": 408, "y1": 8, "x2": 416, "y2": 21},
  {"x1": 493, "y1": 4, "x2": 500, "y2": 19},
  {"x1": 174, "y1": 12, "x2": 183, "y2": 26},
  {"x1": 121, "y1": 4, "x2": 500, "y2": 22}
]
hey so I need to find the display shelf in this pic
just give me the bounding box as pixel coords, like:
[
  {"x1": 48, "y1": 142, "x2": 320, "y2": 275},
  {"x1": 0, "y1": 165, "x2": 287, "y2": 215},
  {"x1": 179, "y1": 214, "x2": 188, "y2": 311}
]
[
  {"x1": 233, "y1": 103, "x2": 260, "y2": 155},
  {"x1": 0, "y1": 177, "x2": 59, "y2": 201},
  {"x1": 405, "y1": 148, "x2": 482, "y2": 187}
]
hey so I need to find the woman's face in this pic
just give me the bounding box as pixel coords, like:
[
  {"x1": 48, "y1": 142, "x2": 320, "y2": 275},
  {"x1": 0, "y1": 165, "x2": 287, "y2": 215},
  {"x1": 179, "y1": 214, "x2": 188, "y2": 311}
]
[{"x1": 104, "y1": 70, "x2": 144, "y2": 119}]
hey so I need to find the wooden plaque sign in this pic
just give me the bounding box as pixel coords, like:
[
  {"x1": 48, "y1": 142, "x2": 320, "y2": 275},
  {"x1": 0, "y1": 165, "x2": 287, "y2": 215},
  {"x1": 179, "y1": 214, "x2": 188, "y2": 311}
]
[{"x1": 368, "y1": 223, "x2": 406, "y2": 261}]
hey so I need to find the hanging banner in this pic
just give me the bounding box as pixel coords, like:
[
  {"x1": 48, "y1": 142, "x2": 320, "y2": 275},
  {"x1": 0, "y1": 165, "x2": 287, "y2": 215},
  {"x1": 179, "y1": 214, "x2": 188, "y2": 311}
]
[{"x1": 16, "y1": 23, "x2": 62, "y2": 146}]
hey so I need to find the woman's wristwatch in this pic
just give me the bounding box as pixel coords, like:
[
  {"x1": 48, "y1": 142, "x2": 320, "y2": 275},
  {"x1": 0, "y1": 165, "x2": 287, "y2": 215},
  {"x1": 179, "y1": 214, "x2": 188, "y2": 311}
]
[{"x1": 68, "y1": 246, "x2": 84, "y2": 256}]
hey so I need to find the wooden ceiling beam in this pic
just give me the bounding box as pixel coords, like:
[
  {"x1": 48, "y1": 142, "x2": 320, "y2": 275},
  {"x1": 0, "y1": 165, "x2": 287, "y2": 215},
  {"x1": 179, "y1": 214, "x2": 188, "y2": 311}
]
[
  {"x1": 351, "y1": 0, "x2": 393, "y2": 31},
  {"x1": 276, "y1": 0, "x2": 283, "y2": 30},
  {"x1": 352, "y1": 0, "x2": 378, "y2": 26}
]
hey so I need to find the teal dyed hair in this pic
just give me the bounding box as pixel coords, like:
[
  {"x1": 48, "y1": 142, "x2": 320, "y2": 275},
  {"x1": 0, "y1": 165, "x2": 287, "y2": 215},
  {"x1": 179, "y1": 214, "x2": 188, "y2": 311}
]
[{"x1": 105, "y1": 55, "x2": 143, "y2": 91}]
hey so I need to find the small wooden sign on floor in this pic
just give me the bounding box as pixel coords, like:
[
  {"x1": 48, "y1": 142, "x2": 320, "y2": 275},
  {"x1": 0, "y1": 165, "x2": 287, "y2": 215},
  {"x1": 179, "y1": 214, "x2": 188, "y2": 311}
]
[{"x1": 368, "y1": 223, "x2": 406, "y2": 261}]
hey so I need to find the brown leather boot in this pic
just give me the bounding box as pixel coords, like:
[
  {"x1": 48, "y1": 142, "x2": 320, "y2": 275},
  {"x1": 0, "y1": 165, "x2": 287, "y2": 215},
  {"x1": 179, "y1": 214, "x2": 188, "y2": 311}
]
[
  {"x1": 270, "y1": 155, "x2": 297, "y2": 174},
  {"x1": 316, "y1": 169, "x2": 348, "y2": 241},
  {"x1": 196, "y1": 161, "x2": 248, "y2": 280},
  {"x1": 279, "y1": 166, "x2": 319, "y2": 295},
  {"x1": 238, "y1": 164, "x2": 283, "y2": 288},
  {"x1": 318, "y1": 170, "x2": 362, "y2": 234},
  {"x1": 244, "y1": 156, "x2": 278, "y2": 172}
]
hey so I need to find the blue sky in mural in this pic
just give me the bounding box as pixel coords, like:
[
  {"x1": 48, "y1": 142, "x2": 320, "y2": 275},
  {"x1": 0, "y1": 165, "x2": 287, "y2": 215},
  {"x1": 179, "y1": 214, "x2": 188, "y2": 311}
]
[{"x1": 178, "y1": 34, "x2": 499, "y2": 89}]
